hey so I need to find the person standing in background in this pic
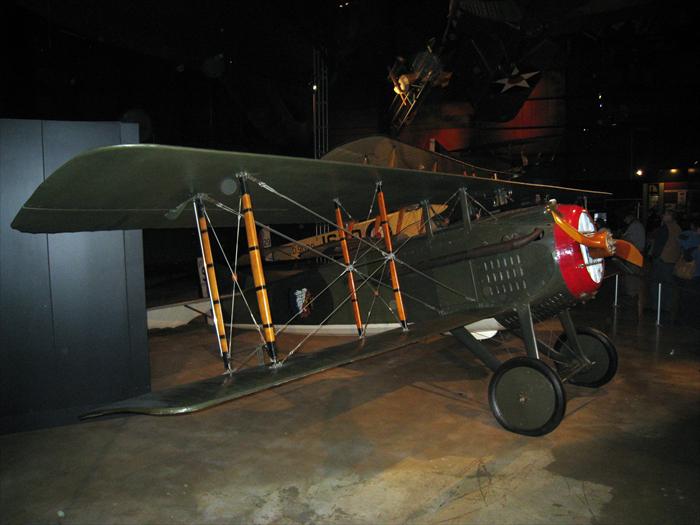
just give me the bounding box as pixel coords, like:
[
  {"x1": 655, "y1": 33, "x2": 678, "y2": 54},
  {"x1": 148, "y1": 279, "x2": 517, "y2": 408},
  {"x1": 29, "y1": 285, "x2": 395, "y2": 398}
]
[
  {"x1": 677, "y1": 221, "x2": 700, "y2": 326},
  {"x1": 621, "y1": 212, "x2": 646, "y2": 300},
  {"x1": 648, "y1": 210, "x2": 681, "y2": 319},
  {"x1": 645, "y1": 207, "x2": 661, "y2": 256}
]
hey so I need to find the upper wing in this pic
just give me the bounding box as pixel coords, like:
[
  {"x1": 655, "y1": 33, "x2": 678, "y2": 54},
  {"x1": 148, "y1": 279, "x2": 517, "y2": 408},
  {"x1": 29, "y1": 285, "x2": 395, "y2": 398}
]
[{"x1": 12, "y1": 142, "x2": 609, "y2": 233}]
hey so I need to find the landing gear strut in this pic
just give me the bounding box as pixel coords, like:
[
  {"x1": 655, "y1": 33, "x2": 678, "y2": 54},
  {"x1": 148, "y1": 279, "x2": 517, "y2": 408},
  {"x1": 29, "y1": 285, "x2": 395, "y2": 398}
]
[
  {"x1": 554, "y1": 327, "x2": 618, "y2": 387},
  {"x1": 485, "y1": 305, "x2": 567, "y2": 435},
  {"x1": 451, "y1": 306, "x2": 617, "y2": 436}
]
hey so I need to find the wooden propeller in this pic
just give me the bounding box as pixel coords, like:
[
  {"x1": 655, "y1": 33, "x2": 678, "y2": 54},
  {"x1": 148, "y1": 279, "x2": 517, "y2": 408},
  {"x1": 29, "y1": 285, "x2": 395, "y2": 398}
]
[{"x1": 549, "y1": 206, "x2": 643, "y2": 267}]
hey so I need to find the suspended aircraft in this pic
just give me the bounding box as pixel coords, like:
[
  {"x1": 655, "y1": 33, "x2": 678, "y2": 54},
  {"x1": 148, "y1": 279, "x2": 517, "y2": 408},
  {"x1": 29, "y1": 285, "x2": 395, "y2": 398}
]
[{"x1": 12, "y1": 136, "x2": 642, "y2": 435}]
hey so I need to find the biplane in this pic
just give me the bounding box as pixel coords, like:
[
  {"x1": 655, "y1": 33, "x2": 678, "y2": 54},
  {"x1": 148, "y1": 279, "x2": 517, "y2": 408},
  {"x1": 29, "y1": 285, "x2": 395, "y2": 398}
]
[{"x1": 11, "y1": 136, "x2": 642, "y2": 435}]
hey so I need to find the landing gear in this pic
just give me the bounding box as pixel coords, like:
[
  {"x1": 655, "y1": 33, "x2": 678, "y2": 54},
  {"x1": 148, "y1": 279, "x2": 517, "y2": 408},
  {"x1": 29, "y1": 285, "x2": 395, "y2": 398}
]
[
  {"x1": 554, "y1": 327, "x2": 618, "y2": 388},
  {"x1": 489, "y1": 357, "x2": 566, "y2": 436},
  {"x1": 451, "y1": 307, "x2": 616, "y2": 436}
]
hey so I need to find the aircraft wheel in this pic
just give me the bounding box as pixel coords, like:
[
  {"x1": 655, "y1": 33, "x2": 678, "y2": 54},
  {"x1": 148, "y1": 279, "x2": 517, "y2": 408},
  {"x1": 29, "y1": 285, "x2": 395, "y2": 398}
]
[
  {"x1": 488, "y1": 357, "x2": 566, "y2": 436},
  {"x1": 554, "y1": 327, "x2": 618, "y2": 388}
]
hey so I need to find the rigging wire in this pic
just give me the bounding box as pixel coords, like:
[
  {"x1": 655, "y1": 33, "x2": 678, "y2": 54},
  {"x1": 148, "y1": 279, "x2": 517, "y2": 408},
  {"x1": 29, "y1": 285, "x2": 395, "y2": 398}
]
[
  {"x1": 201, "y1": 181, "x2": 494, "y2": 369},
  {"x1": 211, "y1": 199, "x2": 443, "y2": 314},
  {"x1": 279, "y1": 261, "x2": 388, "y2": 364},
  {"x1": 274, "y1": 268, "x2": 350, "y2": 337},
  {"x1": 362, "y1": 262, "x2": 394, "y2": 334},
  {"x1": 227, "y1": 197, "x2": 243, "y2": 353},
  {"x1": 201, "y1": 204, "x2": 267, "y2": 348},
  {"x1": 338, "y1": 190, "x2": 474, "y2": 301},
  {"x1": 336, "y1": 197, "x2": 404, "y2": 325},
  {"x1": 190, "y1": 167, "x2": 510, "y2": 372}
]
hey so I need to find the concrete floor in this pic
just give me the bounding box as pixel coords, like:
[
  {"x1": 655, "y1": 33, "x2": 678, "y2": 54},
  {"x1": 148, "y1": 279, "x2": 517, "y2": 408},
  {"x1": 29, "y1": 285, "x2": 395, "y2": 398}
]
[{"x1": 2, "y1": 281, "x2": 699, "y2": 525}]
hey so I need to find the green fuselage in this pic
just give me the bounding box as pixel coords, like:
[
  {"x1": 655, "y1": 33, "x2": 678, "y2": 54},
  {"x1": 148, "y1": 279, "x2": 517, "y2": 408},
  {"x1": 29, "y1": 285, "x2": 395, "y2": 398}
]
[{"x1": 229, "y1": 205, "x2": 582, "y2": 333}]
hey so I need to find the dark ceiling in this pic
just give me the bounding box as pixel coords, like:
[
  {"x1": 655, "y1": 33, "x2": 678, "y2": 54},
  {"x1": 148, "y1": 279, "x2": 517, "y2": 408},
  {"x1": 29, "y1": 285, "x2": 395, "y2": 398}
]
[{"x1": 2, "y1": 0, "x2": 699, "y2": 183}]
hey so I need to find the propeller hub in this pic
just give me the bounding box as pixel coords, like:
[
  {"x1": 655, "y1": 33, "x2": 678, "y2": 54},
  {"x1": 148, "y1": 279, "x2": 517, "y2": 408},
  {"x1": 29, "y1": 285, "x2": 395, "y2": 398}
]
[{"x1": 552, "y1": 205, "x2": 605, "y2": 298}]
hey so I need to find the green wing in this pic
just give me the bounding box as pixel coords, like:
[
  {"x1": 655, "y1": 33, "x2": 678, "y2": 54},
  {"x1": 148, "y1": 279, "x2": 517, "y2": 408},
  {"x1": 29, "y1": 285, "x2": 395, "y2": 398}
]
[
  {"x1": 81, "y1": 309, "x2": 503, "y2": 417},
  {"x1": 12, "y1": 142, "x2": 609, "y2": 233}
]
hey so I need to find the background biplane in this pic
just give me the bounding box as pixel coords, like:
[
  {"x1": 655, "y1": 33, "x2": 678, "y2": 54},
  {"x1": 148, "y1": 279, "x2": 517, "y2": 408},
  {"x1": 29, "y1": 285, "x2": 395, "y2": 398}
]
[{"x1": 12, "y1": 137, "x2": 642, "y2": 435}]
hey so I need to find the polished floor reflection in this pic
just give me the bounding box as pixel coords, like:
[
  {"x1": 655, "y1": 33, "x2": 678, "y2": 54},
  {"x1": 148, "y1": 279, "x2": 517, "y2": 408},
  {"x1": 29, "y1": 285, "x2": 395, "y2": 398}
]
[{"x1": 2, "y1": 278, "x2": 699, "y2": 525}]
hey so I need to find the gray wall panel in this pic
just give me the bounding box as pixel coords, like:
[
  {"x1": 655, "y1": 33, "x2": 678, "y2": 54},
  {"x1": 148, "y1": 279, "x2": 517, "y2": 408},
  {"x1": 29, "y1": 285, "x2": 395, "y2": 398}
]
[
  {"x1": 0, "y1": 119, "x2": 55, "y2": 415},
  {"x1": 0, "y1": 119, "x2": 147, "y2": 432},
  {"x1": 123, "y1": 231, "x2": 150, "y2": 395}
]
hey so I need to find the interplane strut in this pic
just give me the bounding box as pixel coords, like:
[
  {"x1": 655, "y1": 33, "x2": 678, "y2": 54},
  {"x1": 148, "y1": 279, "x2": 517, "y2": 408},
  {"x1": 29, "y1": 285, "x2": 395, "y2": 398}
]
[
  {"x1": 376, "y1": 182, "x2": 408, "y2": 330},
  {"x1": 194, "y1": 200, "x2": 231, "y2": 371},
  {"x1": 238, "y1": 176, "x2": 278, "y2": 363},
  {"x1": 334, "y1": 201, "x2": 364, "y2": 337}
]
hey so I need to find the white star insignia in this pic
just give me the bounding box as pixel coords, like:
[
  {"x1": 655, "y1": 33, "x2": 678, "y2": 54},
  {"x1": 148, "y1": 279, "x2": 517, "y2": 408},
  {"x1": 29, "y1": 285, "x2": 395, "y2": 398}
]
[{"x1": 493, "y1": 67, "x2": 540, "y2": 93}]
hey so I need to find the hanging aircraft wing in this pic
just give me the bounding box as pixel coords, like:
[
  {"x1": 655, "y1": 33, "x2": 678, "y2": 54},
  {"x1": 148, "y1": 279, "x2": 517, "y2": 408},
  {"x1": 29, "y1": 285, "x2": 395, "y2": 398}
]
[{"x1": 12, "y1": 143, "x2": 609, "y2": 234}]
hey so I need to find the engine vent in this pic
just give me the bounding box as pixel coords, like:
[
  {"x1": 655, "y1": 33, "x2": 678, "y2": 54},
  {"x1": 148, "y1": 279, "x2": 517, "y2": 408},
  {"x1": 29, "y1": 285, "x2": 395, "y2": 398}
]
[{"x1": 481, "y1": 253, "x2": 527, "y2": 298}]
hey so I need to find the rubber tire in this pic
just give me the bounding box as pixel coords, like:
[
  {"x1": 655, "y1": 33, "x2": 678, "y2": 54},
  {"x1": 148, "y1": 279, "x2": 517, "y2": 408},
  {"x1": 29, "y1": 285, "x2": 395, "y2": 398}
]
[
  {"x1": 554, "y1": 327, "x2": 618, "y2": 388},
  {"x1": 488, "y1": 357, "x2": 566, "y2": 436}
]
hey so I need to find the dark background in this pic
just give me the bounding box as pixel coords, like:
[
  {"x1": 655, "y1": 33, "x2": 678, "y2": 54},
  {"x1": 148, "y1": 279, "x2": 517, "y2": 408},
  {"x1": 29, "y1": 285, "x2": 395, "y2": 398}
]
[
  {"x1": 3, "y1": 1, "x2": 698, "y2": 171},
  {"x1": 3, "y1": 0, "x2": 699, "y2": 301}
]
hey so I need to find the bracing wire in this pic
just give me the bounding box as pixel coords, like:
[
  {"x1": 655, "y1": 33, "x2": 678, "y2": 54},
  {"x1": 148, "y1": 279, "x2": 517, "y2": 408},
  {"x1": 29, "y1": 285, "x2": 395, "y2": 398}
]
[
  {"x1": 212, "y1": 199, "x2": 443, "y2": 313},
  {"x1": 227, "y1": 197, "x2": 243, "y2": 352},
  {"x1": 248, "y1": 174, "x2": 397, "y2": 262},
  {"x1": 338, "y1": 190, "x2": 473, "y2": 300},
  {"x1": 352, "y1": 185, "x2": 377, "y2": 263},
  {"x1": 201, "y1": 204, "x2": 267, "y2": 348},
  {"x1": 232, "y1": 344, "x2": 268, "y2": 373},
  {"x1": 275, "y1": 268, "x2": 350, "y2": 337},
  {"x1": 362, "y1": 262, "x2": 393, "y2": 333},
  {"x1": 200, "y1": 182, "x2": 486, "y2": 369},
  {"x1": 280, "y1": 261, "x2": 387, "y2": 364}
]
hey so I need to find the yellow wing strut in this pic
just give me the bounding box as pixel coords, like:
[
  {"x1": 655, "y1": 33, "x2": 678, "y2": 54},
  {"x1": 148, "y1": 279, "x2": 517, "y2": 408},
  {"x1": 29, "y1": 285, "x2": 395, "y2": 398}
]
[
  {"x1": 377, "y1": 183, "x2": 408, "y2": 330},
  {"x1": 194, "y1": 200, "x2": 231, "y2": 371},
  {"x1": 239, "y1": 177, "x2": 278, "y2": 363},
  {"x1": 335, "y1": 202, "x2": 364, "y2": 337}
]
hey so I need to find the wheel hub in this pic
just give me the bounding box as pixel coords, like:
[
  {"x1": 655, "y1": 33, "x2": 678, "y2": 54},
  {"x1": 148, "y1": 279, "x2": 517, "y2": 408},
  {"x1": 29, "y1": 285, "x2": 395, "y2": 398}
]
[{"x1": 488, "y1": 356, "x2": 566, "y2": 436}]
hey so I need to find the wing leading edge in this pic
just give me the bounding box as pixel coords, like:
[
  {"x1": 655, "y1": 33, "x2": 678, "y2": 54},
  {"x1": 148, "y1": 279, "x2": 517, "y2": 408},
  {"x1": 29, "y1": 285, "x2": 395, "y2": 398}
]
[{"x1": 13, "y1": 142, "x2": 609, "y2": 234}]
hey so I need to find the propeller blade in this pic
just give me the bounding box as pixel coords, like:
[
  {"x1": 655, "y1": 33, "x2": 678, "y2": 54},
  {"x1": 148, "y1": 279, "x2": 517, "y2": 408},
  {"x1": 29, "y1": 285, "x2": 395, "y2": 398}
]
[
  {"x1": 549, "y1": 208, "x2": 614, "y2": 256},
  {"x1": 613, "y1": 239, "x2": 643, "y2": 267},
  {"x1": 548, "y1": 204, "x2": 642, "y2": 267}
]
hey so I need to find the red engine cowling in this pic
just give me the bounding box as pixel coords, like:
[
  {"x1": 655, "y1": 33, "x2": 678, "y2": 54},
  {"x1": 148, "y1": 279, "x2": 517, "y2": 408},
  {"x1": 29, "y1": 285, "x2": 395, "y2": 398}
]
[{"x1": 553, "y1": 205, "x2": 604, "y2": 299}]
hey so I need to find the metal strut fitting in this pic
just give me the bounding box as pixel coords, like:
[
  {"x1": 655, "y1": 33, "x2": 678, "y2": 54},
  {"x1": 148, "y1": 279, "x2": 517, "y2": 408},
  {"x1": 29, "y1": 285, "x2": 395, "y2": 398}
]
[
  {"x1": 376, "y1": 182, "x2": 408, "y2": 330},
  {"x1": 334, "y1": 201, "x2": 364, "y2": 337},
  {"x1": 238, "y1": 176, "x2": 278, "y2": 363},
  {"x1": 459, "y1": 187, "x2": 472, "y2": 232},
  {"x1": 194, "y1": 200, "x2": 231, "y2": 371}
]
